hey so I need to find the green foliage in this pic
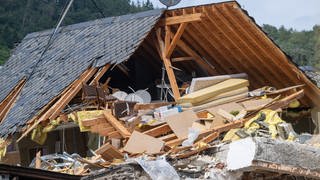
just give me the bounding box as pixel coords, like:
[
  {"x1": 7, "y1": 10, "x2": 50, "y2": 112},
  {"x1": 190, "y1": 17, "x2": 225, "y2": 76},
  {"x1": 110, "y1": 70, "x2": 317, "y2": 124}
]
[
  {"x1": 0, "y1": 0, "x2": 154, "y2": 65},
  {"x1": 0, "y1": 45, "x2": 10, "y2": 64},
  {"x1": 262, "y1": 24, "x2": 318, "y2": 67},
  {"x1": 314, "y1": 25, "x2": 320, "y2": 68}
]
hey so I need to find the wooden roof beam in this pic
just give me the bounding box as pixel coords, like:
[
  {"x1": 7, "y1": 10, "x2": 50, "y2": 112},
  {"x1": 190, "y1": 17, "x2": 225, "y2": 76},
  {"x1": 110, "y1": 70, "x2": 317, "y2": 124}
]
[
  {"x1": 0, "y1": 78, "x2": 26, "y2": 123},
  {"x1": 223, "y1": 4, "x2": 320, "y2": 106},
  {"x1": 156, "y1": 28, "x2": 181, "y2": 100},
  {"x1": 187, "y1": 22, "x2": 247, "y2": 78},
  {"x1": 17, "y1": 67, "x2": 97, "y2": 142},
  {"x1": 89, "y1": 64, "x2": 111, "y2": 85},
  {"x1": 176, "y1": 37, "x2": 217, "y2": 75},
  {"x1": 166, "y1": 23, "x2": 187, "y2": 58},
  {"x1": 160, "y1": 13, "x2": 204, "y2": 26},
  {"x1": 179, "y1": 26, "x2": 231, "y2": 74},
  {"x1": 213, "y1": 5, "x2": 288, "y2": 87},
  {"x1": 206, "y1": 5, "x2": 283, "y2": 88},
  {"x1": 172, "y1": 57, "x2": 193, "y2": 62}
]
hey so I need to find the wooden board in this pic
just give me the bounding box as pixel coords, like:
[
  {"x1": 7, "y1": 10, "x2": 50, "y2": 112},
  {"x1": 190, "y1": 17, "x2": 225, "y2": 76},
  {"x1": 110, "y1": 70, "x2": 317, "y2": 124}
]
[
  {"x1": 95, "y1": 143, "x2": 123, "y2": 161},
  {"x1": 103, "y1": 111, "x2": 131, "y2": 138},
  {"x1": 189, "y1": 73, "x2": 247, "y2": 93},
  {"x1": 123, "y1": 131, "x2": 164, "y2": 154},
  {"x1": 143, "y1": 124, "x2": 172, "y2": 137},
  {"x1": 193, "y1": 87, "x2": 248, "y2": 106},
  {"x1": 178, "y1": 79, "x2": 249, "y2": 104},
  {"x1": 81, "y1": 115, "x2": 106, "y2": 126},
  {"x1": 160, "y1": 13, "x2": 203, "y2": 26},
  {"x1": 165, "y1": 110, "x2": 198, "y2": 139}
]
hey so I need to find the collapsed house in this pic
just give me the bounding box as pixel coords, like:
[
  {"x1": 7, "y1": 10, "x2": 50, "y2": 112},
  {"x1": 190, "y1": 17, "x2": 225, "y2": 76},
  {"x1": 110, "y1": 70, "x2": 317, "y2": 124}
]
[{"x1": 0, "y1": 1, "x2": 320, "y2": 179}]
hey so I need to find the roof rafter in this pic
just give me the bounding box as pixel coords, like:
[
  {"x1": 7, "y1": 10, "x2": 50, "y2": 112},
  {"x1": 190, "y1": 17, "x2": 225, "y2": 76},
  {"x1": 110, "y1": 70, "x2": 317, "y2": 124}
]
[
  {"x1": 166, "y1": 23, "x2": 187, "y2": 58},
  {"x1": 159, "y1": 13, "x2": 203, "y2": 26}
]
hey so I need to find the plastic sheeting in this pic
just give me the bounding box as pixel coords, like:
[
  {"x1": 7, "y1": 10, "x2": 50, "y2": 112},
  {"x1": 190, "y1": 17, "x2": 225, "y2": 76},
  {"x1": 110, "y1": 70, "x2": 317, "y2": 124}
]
[{"x1": 135, "y1": 156, "x2": 179, "y2": 180}]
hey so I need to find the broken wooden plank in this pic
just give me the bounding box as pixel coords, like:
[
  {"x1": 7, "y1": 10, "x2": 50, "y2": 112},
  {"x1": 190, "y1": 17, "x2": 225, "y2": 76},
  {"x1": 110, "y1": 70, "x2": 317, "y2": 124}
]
[
  {"x1": 171, "y1": 57, "x2": 193, "y2": 63},
  {"x1": 106, "y1": 131, "x2": 122, "y2": 139},
  {"x1": 48, "y1": 68, "x2": 98, "y2": 120},
  {"x1": 175, "y1": 145, "x2": 209, "y2": 159},
  {"x1": 134, "y1": 102, "x2": 175, "y2": 111},
  {"x1": 143, "y1": 123, "x2": 172, "y2": 137},
  {"x1": 89, "y1": 64, "x2": 111, "y2": 85},
  {"x1": 158, "y1": 133, "x2": 177, "y2": 142},
  {"x1": 123, "y1": 131, "x2": 164, "y2": 154},
  {"x1": 103, "y1": 111, "x2": 131, "y2": 138},
  {"x1": 199, "y1": 132, "x2": 219, "y2": 144},
  {"x1": 81, "y1": 115, "x2": 107, "y2": 127},
  {"x1": 268, "y1": 90, "x2": 304, "y2": 110},
  {"x1": 0, "y1": 78, "x2": 26, "y2": 122},
  {"x1": 95, "y1": 143, "x2": 123, "y2": 161},
  {"x1": 17, "y1": 68, "x2": 97, "y2": 142}
]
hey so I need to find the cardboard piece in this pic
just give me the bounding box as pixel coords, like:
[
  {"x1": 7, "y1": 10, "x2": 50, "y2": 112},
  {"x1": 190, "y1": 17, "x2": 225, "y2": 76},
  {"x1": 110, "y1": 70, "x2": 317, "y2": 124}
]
[
  {"x1": 210, "y1": 114, "x2": 226, "y2": 129},
  {"x1": 241, "y1": 98, "x2": 273, "y2": 111},
  {"x1": 192, "y1": 121, "x2": 207, "y2": 132},
  {"x1": 191, "y1": 93, "x2": 248, "y2": 112},
  {"x1": 206, "y1": 102, "x2": 244, "y2": 115},
  {"x1": 123, "y1": 131, "x2": 164, "y2": 154},
  {"x1": 165, "y1": 110, "x2": 199, "y2": 139},
  {"x1": 206, "y1": 102, "x2": 245, "y2": 129}
]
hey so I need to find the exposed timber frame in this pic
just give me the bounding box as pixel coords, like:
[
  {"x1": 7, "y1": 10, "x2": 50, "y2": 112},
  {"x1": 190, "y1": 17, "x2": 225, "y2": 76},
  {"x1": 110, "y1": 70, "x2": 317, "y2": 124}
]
[
  {"x1": 156, "y1": 11, "x2": 217, "y2": 101},
  {"x1": 17, "y1": 65, "x2": 107, "y2": 142},
  {"x1": 0, "y1": 78, "x2": 26, "y2": 123}
]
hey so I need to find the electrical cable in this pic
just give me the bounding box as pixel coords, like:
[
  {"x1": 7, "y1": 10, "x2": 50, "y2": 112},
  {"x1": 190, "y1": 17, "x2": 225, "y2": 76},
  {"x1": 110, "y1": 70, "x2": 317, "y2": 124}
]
[
  {"x1": 26, "y1": 0, "x2": 74, "y2": 81},
  {"x1": 90, "y1": 0, "x2": 106, "y2": 18}
]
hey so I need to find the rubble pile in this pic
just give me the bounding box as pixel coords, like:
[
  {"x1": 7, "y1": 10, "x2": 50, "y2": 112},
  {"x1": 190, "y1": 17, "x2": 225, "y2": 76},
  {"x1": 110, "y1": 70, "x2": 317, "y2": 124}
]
[{"x1": 22, "y1": 73, "x2": 318, "y2": 179}]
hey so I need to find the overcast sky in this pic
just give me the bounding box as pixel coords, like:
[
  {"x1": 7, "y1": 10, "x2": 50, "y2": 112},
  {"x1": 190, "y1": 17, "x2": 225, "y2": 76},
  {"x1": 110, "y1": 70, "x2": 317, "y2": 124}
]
[{"x1": 139, "y1": 0, "x2": 320, "y2": 31}]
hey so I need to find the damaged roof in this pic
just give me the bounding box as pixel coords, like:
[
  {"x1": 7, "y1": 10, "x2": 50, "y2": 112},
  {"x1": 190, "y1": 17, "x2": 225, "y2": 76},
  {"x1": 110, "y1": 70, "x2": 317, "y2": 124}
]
[
  {"x1": 0, "y1": 9, "x2": 163, "y2": 137},
  {"x1": 0, "y1": 1, "x2": 319, "y2": 138},
  {"x1": 163, "y1": 1, "x2": 320, "y2": 106}
]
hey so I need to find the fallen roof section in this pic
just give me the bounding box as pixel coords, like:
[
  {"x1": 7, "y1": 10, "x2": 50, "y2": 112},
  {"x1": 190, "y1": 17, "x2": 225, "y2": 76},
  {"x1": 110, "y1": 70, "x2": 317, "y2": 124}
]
[
  {"x1": 0, "y1": 1, "x2": 320, "y2": 138},
  {"x1": 0, "y1": 9, "x2": 163, "y2": 137}
]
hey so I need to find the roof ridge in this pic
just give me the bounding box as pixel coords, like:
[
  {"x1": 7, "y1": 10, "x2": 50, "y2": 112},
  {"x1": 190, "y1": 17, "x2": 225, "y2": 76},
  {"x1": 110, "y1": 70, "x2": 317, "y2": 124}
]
[{"x1": 25, "y1": 9, "x2": 164, "y2": 39}]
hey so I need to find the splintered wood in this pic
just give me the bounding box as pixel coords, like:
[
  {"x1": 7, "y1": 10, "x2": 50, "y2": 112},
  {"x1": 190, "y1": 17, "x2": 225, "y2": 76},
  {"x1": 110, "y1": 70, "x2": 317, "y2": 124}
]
[
  {"x1": 78, "y1": 110, "x2": 130, "y2": 139},
  {"x1": 95, "y1": 143, "x2": 123, "y2": 161},
  {"x1": 88, "y1": 86, "x2": 305, "y2": 163}
]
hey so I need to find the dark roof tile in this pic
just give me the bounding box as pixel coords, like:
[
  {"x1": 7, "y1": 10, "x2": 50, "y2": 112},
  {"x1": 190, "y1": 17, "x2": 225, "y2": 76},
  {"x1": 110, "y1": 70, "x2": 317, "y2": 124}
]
[{"x1": 0, "y1": 9, "x2": 163, "y2": 136}]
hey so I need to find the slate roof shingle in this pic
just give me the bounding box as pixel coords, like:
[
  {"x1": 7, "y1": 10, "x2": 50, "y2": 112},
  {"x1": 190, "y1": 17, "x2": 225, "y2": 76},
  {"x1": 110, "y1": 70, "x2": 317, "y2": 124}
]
[{"x1": 0, "y1": 9, "x2": 163, "y2": 137}]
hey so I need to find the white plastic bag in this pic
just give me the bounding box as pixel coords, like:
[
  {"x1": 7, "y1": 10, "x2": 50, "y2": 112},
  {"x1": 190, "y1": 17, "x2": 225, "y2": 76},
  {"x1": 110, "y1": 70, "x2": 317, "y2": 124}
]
[
  {"x1": 135, "y1": 156, "x2": 180, "y2": 180},
  {"x1": 182, "y1": 128, "x2": 200, "y2": 147}
]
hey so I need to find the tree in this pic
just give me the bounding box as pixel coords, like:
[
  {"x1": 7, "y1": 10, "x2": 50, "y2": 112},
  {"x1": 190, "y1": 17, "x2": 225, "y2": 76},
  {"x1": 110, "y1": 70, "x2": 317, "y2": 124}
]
[
  {"x1": 262, "y1": 24, "x2": 316, "y2": 67},
  {"x1": 314, "y1": 25, "x2": 320, "y2": 68},
  {"x1": 0, "y1": 0, "x2": 154, "y2": 64}
]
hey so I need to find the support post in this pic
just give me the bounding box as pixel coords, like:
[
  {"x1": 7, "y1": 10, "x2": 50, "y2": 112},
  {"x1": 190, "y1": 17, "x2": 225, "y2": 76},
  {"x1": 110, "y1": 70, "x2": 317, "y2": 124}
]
[{"x1": 156, "y1": 28, "x2": 181, "y2": 100}]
